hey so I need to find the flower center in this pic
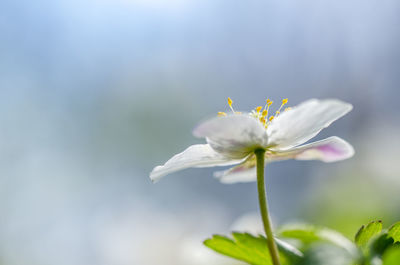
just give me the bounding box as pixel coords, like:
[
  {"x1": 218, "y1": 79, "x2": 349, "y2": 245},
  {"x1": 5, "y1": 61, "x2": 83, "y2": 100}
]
[{"x1": 218, "y1": 97, "x2": 291, "y2": 129}]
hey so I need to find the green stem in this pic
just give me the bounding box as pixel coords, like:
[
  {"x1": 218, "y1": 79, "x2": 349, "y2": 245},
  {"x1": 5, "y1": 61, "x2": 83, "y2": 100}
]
[{"x1": 255, "y1": 149, "x2": 281, "y2": 265}]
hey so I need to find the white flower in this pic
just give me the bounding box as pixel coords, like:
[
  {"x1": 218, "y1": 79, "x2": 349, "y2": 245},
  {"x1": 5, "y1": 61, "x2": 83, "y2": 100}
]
[{"x1": 150, "y1": 98, "x2": 354, "y2": 184}]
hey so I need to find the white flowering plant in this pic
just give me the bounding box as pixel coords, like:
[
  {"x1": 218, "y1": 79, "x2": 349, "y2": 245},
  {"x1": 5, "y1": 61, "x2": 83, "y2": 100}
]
[{"x1": 150, "y1": 98, "x2": 400, "y2": 265}]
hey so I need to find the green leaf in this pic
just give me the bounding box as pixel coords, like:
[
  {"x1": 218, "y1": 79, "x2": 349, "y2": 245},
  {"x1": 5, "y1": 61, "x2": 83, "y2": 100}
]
[
  {"x1": 204, "y1": 232, "x2": 302, "y2": 265},
  {"x1": 382, "y1": 247, "x2": 400, "y2": 265},
  {"x1": 355, "y1": 221, "x2": 383, "y2": 248},
  {"x1": 278, "y1": 224, "x2": 357, "y2": 256},
  {"x1": 388, "y1": 222, "x2": 400, "y2": 243}
]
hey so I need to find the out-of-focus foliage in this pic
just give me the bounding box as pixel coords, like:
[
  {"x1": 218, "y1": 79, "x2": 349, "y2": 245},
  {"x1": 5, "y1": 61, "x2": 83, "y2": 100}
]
[
  {"x1": 205, "y1": 221, "x2": 400, "y2": 265},
  {"x1": 296, "y1": 244, "x2": 354, "y2": 265},
  {"x1": 278, "y1": 224, "x2": 356, "y2": 254},
  {"x1": 383, "y1": 247, "x2": 400, "y2": 265}
]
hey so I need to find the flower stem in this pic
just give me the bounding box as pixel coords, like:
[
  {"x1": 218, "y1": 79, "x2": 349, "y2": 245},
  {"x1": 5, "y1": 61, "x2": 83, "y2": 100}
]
[{"x1": 255, "y1": 149, "x2": 281, "y2": 265}]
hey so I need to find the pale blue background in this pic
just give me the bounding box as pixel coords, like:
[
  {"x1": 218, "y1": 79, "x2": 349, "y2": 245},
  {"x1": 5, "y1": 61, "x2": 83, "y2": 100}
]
[{"x1": 1, "y1": 0, "x2": 400, "y2": 264}]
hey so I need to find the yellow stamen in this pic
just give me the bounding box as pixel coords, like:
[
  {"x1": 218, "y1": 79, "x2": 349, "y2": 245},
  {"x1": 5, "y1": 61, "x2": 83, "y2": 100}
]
[
  {"x1": 220, "y1": 97, "x2": 290, "y2": 128},
  {"x1": 263, "y1": 99, "x2": 273, "y2": 111},
  {"x1": 260, "y1": 99, "x2": 273, "y2": 121},
  {"x1": 261, "y1": 110, "x2": 268, "y2": 117},
  {"x1": 228, "y1": 97, "x2": 233, "y2": 107},
  {"x1": 275, "y1": 98, "x2": 288, "y2": 117},
  {"x1": 227, "y1": 97, "x2": 235, "y2": 113}
]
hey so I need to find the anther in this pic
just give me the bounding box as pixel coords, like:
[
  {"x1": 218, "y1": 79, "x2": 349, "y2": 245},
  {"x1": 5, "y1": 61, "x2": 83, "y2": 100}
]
[
  {"x1": 218, "y1": 112, "x2": 227, "y2": 117},
  {"x1": 275, "y1": 98, "x2": 289, "y2": 117},
  {"x1": 227, "y1": 97, "x2": 235, "y2": 113},
  {"x1": 228, "y1": 97, "x2": 233, "y2": 107},
  {"x1": 261, "y1": 110, "x2": 268, "y2": 117}
]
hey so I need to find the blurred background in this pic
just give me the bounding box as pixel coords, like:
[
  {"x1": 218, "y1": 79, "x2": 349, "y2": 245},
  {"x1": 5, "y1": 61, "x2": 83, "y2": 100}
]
[{"x1": 1, "y1": 0, "x2": 400, "y2": 264}]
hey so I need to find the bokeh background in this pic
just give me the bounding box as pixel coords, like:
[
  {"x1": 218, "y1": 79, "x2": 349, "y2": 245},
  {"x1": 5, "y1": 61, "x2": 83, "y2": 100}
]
[{"x1": 1, "y1": 0, "x2": 400, "y2": 264}]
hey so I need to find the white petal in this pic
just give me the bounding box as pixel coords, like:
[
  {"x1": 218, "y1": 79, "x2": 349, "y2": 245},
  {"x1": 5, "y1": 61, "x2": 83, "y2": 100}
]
[
  {"x1": 214, "y1": 166, "x2": 257, "y2": 184},
  {"x1": 214, "y1": 155, "x2": 257, "y2": 184},
  {"x1": 267, "y1": 99, "x2": 352, "y2": 150},
  {"x1": 149, "y1": 144, "x2": 243, "y2": 183},
  {"x1": 193, "y1": 114, "x2": 268, "y2": 158},
  {"x1": 278, "y1": 136, "x2": 355, "y2": 162},
  {"x1": 213, "y1": 148, "x2": 307, "y2": 184},
  {"x1": 215, "y1": 136, "x2": 354, "y2": 184}
]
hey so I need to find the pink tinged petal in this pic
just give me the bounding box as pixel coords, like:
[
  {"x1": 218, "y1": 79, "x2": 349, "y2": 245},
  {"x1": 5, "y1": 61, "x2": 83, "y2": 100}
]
[
  {"x1": 283, "y1": 136, "x2": 355, "y2": 162},
  {"x1": 149, "y1": 144, "x2": 244, "y2": 183},
  {"x1": 214, "y1": 167, "x2": 257, "y2": 184},
  {"x1": 267, "y1": 99, "x2": 353, "y2": 150},
  {"x1": 193, "y1": 114, "x2": 269, "y2": 159},
  {"x1": 213, "y1": 149, "x2": 303, "y2": 184},
  {"x1": 214, "y1": 155, "x2": 257, "y2": 184}
]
